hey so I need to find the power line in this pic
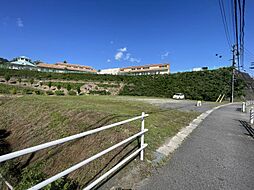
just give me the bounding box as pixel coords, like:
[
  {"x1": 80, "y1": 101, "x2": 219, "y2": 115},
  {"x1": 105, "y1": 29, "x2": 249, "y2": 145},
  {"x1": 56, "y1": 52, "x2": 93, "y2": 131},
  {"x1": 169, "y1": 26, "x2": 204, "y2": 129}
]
[
  {"x1": 245, "y1": 48, "x2": 254, "y2": 59},
  {"x1": 218, "y1": 0, "x2": 232, "y2": 49}
]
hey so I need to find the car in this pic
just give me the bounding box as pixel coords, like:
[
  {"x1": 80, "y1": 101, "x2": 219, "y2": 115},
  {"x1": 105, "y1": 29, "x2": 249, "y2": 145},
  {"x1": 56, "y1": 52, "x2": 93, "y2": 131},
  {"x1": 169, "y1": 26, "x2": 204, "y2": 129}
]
[{"x1": 173, "y1": 93, "x2": 185, "y2": 100}]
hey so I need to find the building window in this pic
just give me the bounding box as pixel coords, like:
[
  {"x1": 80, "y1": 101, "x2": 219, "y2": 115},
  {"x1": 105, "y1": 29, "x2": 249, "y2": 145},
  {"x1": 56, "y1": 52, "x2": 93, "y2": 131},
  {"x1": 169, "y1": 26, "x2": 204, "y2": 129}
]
[{"x1": 143, "y1": 67, "x2": 149, "y2": 69}]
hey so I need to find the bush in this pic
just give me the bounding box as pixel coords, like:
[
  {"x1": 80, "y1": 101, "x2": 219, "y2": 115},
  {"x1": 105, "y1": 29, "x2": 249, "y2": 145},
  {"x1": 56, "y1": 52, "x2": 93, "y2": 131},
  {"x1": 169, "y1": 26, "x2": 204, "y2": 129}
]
[
  {"x1": 68, "y1": 90, "x2": 76, "y2": 96},
  {"x1": 35, "y1": 90, "x2": 44, "y2": 95},
  {"x1": 67, "y1": 84, "x2": 71, "y2": 91},
  {"x1": 4, "y1": 74, "x2": 10, "y2": 82},
  {"x1": 23, "y1": 89, "x2": 33, "y2": 95},
  {"x1": 76, "y1": 86, "x2": 81, "y2": 94},
  {"x1": 48, "y1": 81, "x2": 52, "y2": 89},
  {"x1": 10, "y1": 88, "x2": 17, "y2": 94},
  {"x1": 46, "y1": 90, "x2": 54, "y2": 95},
  {"x1": 30, "y1": 78, "x2": 34, "y2": 85},
  {"x1": 57, "y1": 84, "x2": 61, "y2": 90},
  {"x1": 55, "y1": 90, "x2": 65, "y2": 96}
]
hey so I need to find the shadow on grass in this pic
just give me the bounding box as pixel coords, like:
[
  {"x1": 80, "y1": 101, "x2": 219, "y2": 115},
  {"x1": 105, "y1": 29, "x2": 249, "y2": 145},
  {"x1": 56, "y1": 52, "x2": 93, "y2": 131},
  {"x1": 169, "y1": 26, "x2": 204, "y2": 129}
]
[
  {"x1": 239, "y1": 120, "x2": 254, "y2": 138},
  {"x1": 82, "y1": 138, "x2": 140, "y2": 189}
]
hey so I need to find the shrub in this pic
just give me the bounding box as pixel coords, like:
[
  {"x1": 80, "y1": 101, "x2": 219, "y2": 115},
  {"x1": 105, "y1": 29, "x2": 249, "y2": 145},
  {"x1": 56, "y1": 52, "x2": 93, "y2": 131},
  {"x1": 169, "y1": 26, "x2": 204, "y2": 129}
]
[
  {"x1": 48, "y1": 81, "x2": 52, "y2": 89},
  {"x1": 67, "y1": 84, "x2": 71, "y2": 91},
  {"x1": 23, "y1": 89, "x2": 33, "y2": 95},
  {"x1": 4, "y1": 74, "x2": 10, "y2": 82},
  {"x1": 35, "y1": 90, "x2": 44, "y2": 95},
  {"x1": 46, "y1": 90, "x2": 54, "y2": 95},
  {"x1": 55, "y1": 90, "x2": 65, "y2": 96},
  {"x1": 18, "y1": 78, "x2": 22, "y2": 83},
  {"x1": 10, "y1": 88, "x2": 17, "y2": 94},
  {"x1": 57, "y1": 84, "x2": 61, "y2": 90},
  {"x1": 30, "y1": 78, "x2": 34, "y2": 86},
  {"x1": 76, "y1": 86, "x2": 81, "y2": 94},
  {"x1": 68, "y1": 90, "x2": 76, "y2": 96}
]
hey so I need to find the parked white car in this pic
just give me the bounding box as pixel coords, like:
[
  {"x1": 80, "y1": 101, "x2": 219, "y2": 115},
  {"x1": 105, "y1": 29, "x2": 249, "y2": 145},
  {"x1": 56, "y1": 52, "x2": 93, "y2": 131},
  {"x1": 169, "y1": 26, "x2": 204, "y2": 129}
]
[{"x1": 173, "y1": 93, "x2": 185, "y2": 100}]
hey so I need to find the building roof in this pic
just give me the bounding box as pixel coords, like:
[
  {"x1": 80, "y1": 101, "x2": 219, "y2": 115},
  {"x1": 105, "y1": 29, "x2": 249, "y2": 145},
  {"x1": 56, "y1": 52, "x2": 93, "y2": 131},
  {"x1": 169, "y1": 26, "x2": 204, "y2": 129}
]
[{"x1": 37, "y1": 62, "x2": 97, "y2": 72}]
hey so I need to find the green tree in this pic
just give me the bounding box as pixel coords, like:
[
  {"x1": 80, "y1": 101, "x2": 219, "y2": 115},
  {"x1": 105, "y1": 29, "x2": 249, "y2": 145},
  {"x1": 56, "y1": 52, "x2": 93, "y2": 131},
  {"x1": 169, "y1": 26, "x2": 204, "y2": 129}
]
[
  {"x1": 30, "y1": 78, "x2": 34, "y2": 86},
  {"x1": 67, "y1": 84, "x2": 71, "y2": 91},
  {"x1": 48, "y1": 81, "x2": 52, "y2": 89},
  {"x1": 57, "y1": 84, "x2": 61, "y2": 90},
  {"x1": 4, "y1": 74, "x2": 10, "y2": 83},
  {"x1": 18, "y1": 78, "x2": 22, "y2": 84},
  {"x1": 76, "y1": 86, "x2": 81, "y2": 94}
]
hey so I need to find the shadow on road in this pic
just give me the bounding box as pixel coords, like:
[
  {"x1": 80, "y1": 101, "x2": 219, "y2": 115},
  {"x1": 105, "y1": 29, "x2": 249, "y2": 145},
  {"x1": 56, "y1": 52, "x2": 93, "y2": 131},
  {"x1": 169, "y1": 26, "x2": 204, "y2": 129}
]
[{"x1": 239, "y1": 120, "x2": 254, "y2": 138}]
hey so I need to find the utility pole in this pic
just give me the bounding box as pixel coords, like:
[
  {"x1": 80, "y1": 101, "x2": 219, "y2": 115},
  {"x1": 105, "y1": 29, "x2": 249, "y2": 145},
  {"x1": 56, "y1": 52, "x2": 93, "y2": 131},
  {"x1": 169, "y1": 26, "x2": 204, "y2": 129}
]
[
  {"x1": 231, "y1": 45, "x2": 236, "y2": 103},
  {"x1": 231, "y1": 0, "x2": 239, "y2": 103}
]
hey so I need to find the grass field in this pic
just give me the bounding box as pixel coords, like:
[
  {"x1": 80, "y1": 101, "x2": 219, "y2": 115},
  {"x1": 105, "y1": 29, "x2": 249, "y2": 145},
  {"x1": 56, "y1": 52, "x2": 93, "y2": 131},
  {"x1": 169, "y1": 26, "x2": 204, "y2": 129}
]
[{"x1": 0, "y1": 95, "x2": 199, "y2": 189}]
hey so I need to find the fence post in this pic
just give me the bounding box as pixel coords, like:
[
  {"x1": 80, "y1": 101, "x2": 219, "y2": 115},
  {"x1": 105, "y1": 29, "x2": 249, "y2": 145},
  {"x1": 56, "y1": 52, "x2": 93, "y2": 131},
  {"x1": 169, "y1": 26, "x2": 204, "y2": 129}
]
[
  {"x1": 242, "y1": 102, "x2": 246, "y2": 112},
  {"x1": 140, "y1": 112, "x2": 145, "y2": 161},
  {"x1": 250, "y1": 107, "x2": 254, "y2": 124}
]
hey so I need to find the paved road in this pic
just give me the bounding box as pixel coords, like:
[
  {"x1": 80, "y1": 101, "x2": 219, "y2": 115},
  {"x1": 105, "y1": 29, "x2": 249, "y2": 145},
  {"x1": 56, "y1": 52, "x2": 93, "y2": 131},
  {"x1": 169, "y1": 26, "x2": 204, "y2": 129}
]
[
  {"x1": 137, "y1": 104, "x2": 254, "y2": 190},
  {"x1": 121, "y1": 97, "x2": 221, "y2": 113}
]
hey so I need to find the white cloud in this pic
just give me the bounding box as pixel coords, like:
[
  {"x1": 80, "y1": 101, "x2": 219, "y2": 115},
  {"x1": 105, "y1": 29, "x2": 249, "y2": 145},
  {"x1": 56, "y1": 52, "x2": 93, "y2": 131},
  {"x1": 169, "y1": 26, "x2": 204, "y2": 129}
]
[
  {"x1": 161, "y1": 51, "x2": 170, "y2": 59},
  {"x1": 113, "y1": 46, "x2": 141, "y2": 63},
  {"x1": 107, "y1": 59, "x2": 111, "y2": 63},
  {"x1": 130, "y1": 57, "x2": 141, "y2": 63},
  {"x1": 119, "y1": 47, "x2": 127, "y2": 52},
  {"x1": 16, "y1": 18, "x2": 24, "y2": 27},
  {"x1": 124, "y1": 53, "x2": 131, "y2": 60},
  {"x1": 115, "y1": 52, "x2": 123, "y2": 60}
]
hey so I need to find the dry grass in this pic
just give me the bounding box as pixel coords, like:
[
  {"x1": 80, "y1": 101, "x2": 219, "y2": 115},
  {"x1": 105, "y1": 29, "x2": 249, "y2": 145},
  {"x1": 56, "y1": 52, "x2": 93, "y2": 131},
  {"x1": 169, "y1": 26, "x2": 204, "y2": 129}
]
[{"x1": 0, "y1": 95, "x2": 199, "y2": 188}]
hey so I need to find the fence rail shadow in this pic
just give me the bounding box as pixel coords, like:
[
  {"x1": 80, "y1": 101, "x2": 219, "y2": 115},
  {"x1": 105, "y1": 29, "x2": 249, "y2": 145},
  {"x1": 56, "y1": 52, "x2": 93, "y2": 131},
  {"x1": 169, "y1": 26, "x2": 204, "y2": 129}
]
[{"x1": 239, "y1": 120, "x2": 254, "y2": 138}]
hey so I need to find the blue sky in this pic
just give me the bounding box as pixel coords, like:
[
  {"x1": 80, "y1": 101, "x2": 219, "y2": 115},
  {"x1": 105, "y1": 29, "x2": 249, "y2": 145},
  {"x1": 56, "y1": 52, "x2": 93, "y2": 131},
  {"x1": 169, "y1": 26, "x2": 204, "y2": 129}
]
[{"x1": 0, "y1": 0, "x2": 253, "y2": 73}]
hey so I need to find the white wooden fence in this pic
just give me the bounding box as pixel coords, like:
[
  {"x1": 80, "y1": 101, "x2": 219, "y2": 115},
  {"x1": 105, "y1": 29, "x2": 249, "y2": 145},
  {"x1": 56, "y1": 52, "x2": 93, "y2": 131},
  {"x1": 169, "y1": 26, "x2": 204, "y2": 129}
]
[{"x1": 0, "y1": 112, "x2": 149, "y2": 190}]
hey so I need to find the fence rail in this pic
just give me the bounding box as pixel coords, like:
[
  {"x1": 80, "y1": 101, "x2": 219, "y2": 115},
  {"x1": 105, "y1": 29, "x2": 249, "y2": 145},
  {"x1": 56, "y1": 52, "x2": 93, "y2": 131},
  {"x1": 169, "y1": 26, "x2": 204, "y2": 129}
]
[{"x1": 0, "y1": 112, "x2": 149, "y2": 190}]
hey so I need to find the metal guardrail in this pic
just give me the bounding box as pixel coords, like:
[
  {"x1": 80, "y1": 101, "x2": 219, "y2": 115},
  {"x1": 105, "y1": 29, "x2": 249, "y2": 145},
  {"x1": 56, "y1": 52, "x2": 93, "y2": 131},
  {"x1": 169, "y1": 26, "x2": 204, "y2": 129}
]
[{"x1": 0, "y1": 112, "x2": 149, "y2": 190}]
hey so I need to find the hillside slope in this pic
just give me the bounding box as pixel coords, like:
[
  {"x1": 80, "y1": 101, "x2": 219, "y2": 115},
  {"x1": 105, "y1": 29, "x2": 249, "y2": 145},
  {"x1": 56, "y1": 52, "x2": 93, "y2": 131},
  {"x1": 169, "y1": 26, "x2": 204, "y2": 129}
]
[{"x1": 0, "y1": 67, "x2": 246, "y2": 101}]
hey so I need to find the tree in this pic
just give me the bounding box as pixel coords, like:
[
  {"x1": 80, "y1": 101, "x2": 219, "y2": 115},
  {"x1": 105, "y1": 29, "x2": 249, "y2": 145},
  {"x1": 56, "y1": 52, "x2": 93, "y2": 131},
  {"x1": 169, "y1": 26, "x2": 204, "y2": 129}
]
[
  {"x1": 30, "y1": 78, "x2": 34, "y2": 86},
  {"x1": 76, "y1": 86, "x2": 81, "y2": 94},
  {"x1": 67, "y1": 84, "x2": 71, "y2": 91},
  {"x1": 18, "y1": 78, "x2": 22, "y2": 84},
  {"x1": 57, "y1": 84, "x2": 61, "y2": 90},
  {"x1": 4, "y1": 74, "x2": 10, "y2": 83},
  {"x1": 48, "y1": 81, "x2": 52, "y2": 89}
]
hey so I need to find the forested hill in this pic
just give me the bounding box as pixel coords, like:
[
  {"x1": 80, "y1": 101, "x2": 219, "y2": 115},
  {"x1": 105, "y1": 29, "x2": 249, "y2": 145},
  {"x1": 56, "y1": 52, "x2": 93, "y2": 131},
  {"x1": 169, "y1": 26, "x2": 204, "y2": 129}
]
[{"x1": 0, "y1": 67, "x2": 246, "y2": 101}]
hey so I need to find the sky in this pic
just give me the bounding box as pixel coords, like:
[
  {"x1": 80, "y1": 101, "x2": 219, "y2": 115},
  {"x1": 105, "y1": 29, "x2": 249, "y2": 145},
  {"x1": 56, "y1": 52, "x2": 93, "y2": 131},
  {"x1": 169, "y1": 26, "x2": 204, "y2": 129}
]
[{"x1": 0, "y1": 0, "x2": 253, "y2": 73}]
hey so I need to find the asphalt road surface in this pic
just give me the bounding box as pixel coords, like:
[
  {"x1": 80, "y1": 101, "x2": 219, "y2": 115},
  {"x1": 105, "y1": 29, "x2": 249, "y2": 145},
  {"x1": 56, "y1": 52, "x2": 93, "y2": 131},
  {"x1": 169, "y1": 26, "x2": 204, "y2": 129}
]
[{"x1": 137, "y1": 103, "x2": 254, "y2": 190}]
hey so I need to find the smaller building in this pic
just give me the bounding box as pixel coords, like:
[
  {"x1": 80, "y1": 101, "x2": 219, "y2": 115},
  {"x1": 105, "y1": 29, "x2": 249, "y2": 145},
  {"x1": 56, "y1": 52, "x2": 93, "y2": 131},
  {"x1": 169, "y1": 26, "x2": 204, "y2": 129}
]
[
  {"x1": 37, "y1": 62, "x2": 97, "y2": 74},
  {"x1": 98, "y1": 68, "x2": 120, "y2": 75},
  {"x1": 119, "y1": 63, "x2": 170, "y2": 75},
  {"x1": 10, "y1": 56, "x2": 36, "y2": 70}
]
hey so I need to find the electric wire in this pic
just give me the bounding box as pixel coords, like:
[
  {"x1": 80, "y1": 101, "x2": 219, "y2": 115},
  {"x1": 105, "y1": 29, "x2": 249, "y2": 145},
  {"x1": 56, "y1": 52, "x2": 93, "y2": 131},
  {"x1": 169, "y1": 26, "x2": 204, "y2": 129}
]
[{"x1": 218, "y1": 0, "x2": 232, "y2": 49}]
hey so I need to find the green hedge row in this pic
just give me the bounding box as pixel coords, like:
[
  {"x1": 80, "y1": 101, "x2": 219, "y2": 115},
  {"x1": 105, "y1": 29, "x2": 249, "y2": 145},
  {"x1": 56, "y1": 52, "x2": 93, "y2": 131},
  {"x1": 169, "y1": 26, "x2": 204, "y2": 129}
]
[{"x1": 119, "y1": 67, "x2": 245, "y2": 101}]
